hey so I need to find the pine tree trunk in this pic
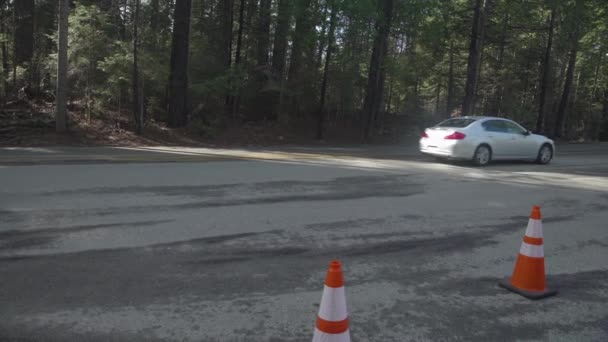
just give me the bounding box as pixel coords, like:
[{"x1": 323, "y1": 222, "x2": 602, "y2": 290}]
[
  {"x1": 221, "y1": 0, "x2": 234, "y2": 69},
  {"x1": 435, "y1": 79, "x2": 441, "y2": 115},
  {"x1": 167, "y1": 0, "x2": 192, "y2": 127},
  {"x1": 362, "y1": 0, "x2": 394, "y2": 141},
  {"x1": 602, "y1": 89, "x2": 608, "y2": 140},
  {"x1": 286, "y1": 0, "x2": 313, "y2": 119},
  {"x1": 231, "y1": 0, "x2": 245, "y2": 119},
  {"x1": 554, "y1": 0, "x2": 582, "y2": 138},
  {"x1": 117, "y1": 0, "x2": 127, "y2": 40},
  {"x1": 591, "y1": 53, "x2": 602, "y2": 101},
  {"x1": 536, "y1": 8, "x2": 555, "y2": 134},
  {"x1": 150, "y1": 0, "x2": 159, "y2": 32},
  {"x1": 492, "y1": 9, "x2": 509, "y2": 115},
  {"x1": 56, "y1": 0, "x2": 69, "y2": 133},
  {"x1": 221, "y1": 0, "x2": 234, "y2": 115},
  {"x1": 234, "y1": 0, "x2": 245, "y2": 66},
  {"x1": 256, "y1": 0, "x2": 271, "y2": 66},
  {"x1": 316, "y1": 0, "x2": 337, "y2": 140},
  {"x1": 315, "y1": 1, "x2": 330, "y2": 73},
  {"x1": 288, "y1": 0, "x2": 313, "y2": 83},
  {"x1": 245, "y1": 0, "x2": 257, "y2": 62},
  {"x1": 132, "y1": 0, "x2": 143, "y2": 135},
  {"x1": 272, "y1": 0, "x2": 290, "y2": 77},
  {"x1": 446, "y1": 41, "x2": 454, "y2": 117},
  {"x1": 461, "y1": 0, "x2": 491, "y2": 116},
  {"x1": 272, "y1": 0, "x2": 291, "y2": 123},
  {"x1": 555, "y1": 46, "x2": 578, "y2": 138},
  {"x1": 1, "y1": 0, "x2": 9, "y2": 98},
  {"x1": 385, "y1": 80, "x2": 392, "y2": 113}
]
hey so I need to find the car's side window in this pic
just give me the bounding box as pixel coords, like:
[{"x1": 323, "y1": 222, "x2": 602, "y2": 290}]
[
  {"x1": 503, "y1": 121, "x2": 526, "y2": 134},
  {"x1": 482, "y1": 120, "x2": 504, "y2": 133}
]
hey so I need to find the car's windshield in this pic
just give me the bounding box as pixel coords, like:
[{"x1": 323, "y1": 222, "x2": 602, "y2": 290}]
[{"x1": 436, "y1": 118, "x2": 476, "y2": 128}]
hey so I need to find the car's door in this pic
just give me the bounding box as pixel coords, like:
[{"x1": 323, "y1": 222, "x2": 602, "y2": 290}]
[
  {"x1": 481, "y1": 120, "x2": 511, "y2": 158},
  {"x1": 502, "y1": 120, "x2": 537, "y2": 158}
]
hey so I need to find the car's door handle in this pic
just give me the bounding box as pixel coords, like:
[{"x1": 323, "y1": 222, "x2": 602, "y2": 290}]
[{"x1": 487, "y1": 135, "x2": 495, "y2": 138}]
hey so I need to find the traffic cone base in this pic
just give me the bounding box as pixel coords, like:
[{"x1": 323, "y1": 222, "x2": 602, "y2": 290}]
[
  {"x1": 312, "y1": 328, "x2": 351, "y2": 342},
  {"x1": 499, "y1": 277, "x2": 557, "y2": 300}
]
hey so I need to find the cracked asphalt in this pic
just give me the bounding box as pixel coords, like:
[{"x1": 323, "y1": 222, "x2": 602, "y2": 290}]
[{"x1": 0, "y1": 144, "x2": 607, "y2": 341}]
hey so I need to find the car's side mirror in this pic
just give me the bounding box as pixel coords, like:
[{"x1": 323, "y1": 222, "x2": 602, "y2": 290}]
[{"x1": 522, "y1": 130, "x2": 531, "y2": 136}]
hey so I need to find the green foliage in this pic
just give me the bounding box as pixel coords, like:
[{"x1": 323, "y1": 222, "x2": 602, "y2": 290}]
[
  {"x1": 3, "y1": 0, "x2": 607, "y2": 140},
  {"x1": 97, "y1": 42, "x2": 132, "y2": 108},
  {"x1": 44, "y1": 1, "x2": 113, "y2": 110}
]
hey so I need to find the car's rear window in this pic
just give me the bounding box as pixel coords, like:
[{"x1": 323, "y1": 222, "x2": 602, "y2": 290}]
[{"x1": 436, "y1": 118, "x2": 476, "y2": 128}]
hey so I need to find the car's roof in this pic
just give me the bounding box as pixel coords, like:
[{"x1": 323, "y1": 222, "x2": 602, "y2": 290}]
[
  {"x1": 438, "y1": 116, "x2": 521, "y2": 128},
  {"x1": 460, "y1": 116, "x2": 506, "y2": 120}
]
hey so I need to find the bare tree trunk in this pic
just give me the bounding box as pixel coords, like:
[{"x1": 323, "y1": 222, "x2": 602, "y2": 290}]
[
  {"x1": 462, "y1": 0, "x2": 491, "y2": 116},
  {"x1": 132, "y1": 0, "x2": 143, "y2": 135},
  {"x1": 362, "y1": 0, "x2": 393, "y2": 141},
  {"x1": 535, "y1": 8, "x2": 555, "y2": 134},
  {"x1": 316, "y1": 0, "x2": 337, "y2": 140},
  {"x1": 56, "y1": 0, "x2": 69, "y2": 133},
  {"x1": 167, "y1": 0, "x2": 192, "y2": 127}
]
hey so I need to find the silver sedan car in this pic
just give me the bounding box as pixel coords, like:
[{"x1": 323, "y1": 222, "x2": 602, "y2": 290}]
[{"x1": 419, "y1": 116, "x2": 555, "y2": 166}]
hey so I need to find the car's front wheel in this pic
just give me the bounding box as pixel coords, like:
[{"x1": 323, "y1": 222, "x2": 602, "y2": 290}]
[
  {"x1": 536, "y1": 144, "x2": 553, "y2": 164},
  {"x1": 473, "y1": 145, "x2": 492, "y2": 166}
]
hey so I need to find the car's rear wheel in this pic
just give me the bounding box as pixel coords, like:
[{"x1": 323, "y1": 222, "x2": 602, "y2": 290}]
[
  {"x1": 473, "y1": 145, "x2": 492, "y2": 166},
  {"x1": 536, "y1": 144, "x2": 553, "y2": 164}
]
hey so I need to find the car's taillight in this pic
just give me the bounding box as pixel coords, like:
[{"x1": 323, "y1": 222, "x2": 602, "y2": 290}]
[
  {"x1": 422, "y1": 131, "x2": 429, "y2": 138},
  {"x1": 444, "y1": 132, "x2": 466, "y2": 140}
]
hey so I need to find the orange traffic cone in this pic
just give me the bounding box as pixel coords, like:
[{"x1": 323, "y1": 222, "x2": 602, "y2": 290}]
[
  {"x1": 312, "y1": 260, "x2": 351, "y2": 342},
  {"x1": 499, "y1": 205, "x2": 557, "y2": 299}
]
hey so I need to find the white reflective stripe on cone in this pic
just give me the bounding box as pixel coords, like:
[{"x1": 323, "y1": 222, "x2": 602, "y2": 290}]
[
  {"x1": 519, "y1": 242, "x2": 544, "y2": 258},
  {"x1": 318, "y1": 286, "x2": 348, "y2": 322},
  {"x1": 525, "y1": 219, "x2": 543, "y2": 238},
  {"x1": 313, "y1": 328, "x2": 351, "y2": 342}
]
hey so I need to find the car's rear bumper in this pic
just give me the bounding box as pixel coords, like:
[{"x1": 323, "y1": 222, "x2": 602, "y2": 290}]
[
  {"x1": 420, "y1": 150, "x2": 471, "y2": 160},
  {"x1": 419, "y1": 139, "x2": 474, "y2": 160}
]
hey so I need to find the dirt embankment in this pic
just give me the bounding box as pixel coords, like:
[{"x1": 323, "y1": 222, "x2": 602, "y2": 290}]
[{"x1": 1, "y1": 101, "x2": 424, "y2": 148}]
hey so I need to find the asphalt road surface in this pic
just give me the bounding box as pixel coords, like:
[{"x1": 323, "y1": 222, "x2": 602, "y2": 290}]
[{"x1": 1, "y1": 144, "x2": 607, "y2": 341}]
